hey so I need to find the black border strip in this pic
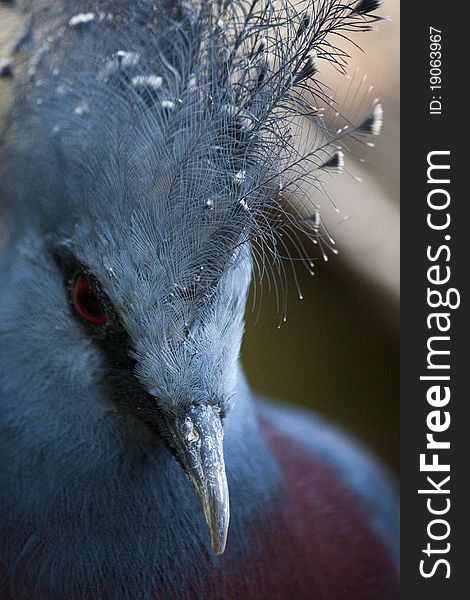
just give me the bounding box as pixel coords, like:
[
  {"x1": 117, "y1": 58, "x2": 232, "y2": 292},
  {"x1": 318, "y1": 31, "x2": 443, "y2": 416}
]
[{"x1": 401, "y1": 1, "x2": 467, "y2": 596}]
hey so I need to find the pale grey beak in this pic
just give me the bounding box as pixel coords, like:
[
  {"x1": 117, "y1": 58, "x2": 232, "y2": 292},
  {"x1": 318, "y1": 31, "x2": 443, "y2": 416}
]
[{"x1": 163, "y1": 404, "x2": 230, "y2": 555}]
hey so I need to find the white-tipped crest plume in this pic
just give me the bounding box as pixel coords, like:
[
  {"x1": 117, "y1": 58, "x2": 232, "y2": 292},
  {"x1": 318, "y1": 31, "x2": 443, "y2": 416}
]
[{"x1": 0, "y1": 0, "x2": 384, "y2": 321}]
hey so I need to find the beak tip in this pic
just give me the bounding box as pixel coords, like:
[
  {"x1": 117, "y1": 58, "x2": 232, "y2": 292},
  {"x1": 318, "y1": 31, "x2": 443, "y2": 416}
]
[
  {"x1": 210, "y1": 526, "x2": 229, "y2": 555},
  {"x1": 212, "y1": 542, "x2": 226, "y2": 556}
]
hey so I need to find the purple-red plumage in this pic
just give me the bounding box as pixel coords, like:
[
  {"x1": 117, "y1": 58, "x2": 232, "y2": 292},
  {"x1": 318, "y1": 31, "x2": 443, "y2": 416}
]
[
  {"x1": 1, "y1": 416, "x2": 398, "y2": 600},
  {"x1": 191, "y1": 418, "x2": 399, "y2": 600}
]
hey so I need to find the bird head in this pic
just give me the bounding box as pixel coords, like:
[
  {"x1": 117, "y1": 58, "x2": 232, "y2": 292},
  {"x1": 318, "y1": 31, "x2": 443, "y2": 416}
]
[
  {"x1": 50, "y1": 151, "x2": 253, "y2": 554},
  {"x1": 0, "y1": 0, "x2": 384, "y2": 555}
]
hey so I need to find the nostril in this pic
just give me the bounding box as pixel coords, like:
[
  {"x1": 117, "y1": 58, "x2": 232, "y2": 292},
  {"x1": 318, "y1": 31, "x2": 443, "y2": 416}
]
[{"x1": 184, "y1": 416, "x2": 200, "y2": 443}]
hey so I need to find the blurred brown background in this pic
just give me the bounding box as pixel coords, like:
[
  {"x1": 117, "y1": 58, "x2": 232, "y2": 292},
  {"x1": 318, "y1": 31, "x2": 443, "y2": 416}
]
[{"x1": 0, "y1": 1, "x2": 400, "y2": 470}]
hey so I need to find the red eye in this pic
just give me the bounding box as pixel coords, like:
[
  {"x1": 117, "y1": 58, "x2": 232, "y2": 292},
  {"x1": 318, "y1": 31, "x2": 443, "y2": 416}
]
[{"x1": 72, "y1": 274, "x2": 107, "y2": 326}]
